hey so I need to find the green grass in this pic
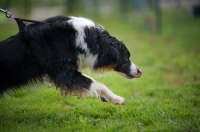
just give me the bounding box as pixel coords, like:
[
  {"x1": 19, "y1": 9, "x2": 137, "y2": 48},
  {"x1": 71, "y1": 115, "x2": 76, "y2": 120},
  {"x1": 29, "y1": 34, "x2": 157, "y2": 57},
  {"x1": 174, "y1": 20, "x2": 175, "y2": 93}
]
[{"x1": 0, "y1": 10, "x2": 200, "y2": 132}]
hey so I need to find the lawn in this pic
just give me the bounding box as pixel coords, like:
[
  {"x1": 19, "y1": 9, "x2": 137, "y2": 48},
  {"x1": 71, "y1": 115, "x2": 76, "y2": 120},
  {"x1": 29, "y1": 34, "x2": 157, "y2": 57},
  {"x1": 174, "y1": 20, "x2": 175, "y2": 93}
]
[{"x1": 0, "y1": 11, "x2": 200, "y2": 132}]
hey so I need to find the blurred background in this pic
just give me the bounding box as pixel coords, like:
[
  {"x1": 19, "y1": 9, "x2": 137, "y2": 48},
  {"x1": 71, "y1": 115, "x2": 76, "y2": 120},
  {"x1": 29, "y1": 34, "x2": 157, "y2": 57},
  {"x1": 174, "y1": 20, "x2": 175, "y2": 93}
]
[{"x1": 0, "y1": 0, "x2": 200, "y2": 34}]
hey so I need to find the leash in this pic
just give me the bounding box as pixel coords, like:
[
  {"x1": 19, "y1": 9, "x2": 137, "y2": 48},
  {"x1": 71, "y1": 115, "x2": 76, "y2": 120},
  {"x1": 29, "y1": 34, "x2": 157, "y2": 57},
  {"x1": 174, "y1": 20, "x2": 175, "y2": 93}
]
[{"x1": 0, "y1": 8, "x2": 48, "y2": 41}]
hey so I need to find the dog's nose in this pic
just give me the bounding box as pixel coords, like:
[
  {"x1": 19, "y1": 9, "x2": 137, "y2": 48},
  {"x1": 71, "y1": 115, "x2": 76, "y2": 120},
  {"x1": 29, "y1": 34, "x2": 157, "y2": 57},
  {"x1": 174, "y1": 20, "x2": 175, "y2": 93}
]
[
  {"x1": 134, "y1": 68, "x2": 142, "y2": 78},
  {"x1": 137, "y1": 68, "x2": 142, "y2": 74}
]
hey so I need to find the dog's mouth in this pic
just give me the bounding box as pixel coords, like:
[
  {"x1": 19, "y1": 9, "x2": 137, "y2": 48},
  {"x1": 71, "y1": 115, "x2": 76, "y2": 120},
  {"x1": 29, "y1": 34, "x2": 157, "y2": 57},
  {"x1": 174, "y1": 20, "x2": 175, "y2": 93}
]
[{"x1": 117, "y1": 68, "x2": 142, "y2": 79}]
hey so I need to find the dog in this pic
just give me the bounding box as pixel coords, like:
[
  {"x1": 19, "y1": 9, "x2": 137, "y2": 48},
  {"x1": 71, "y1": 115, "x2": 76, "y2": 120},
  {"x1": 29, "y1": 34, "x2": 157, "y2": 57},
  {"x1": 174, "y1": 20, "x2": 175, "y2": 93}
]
[{"x1": 0, "y1": 16, "x2": 142, "y2": 104}]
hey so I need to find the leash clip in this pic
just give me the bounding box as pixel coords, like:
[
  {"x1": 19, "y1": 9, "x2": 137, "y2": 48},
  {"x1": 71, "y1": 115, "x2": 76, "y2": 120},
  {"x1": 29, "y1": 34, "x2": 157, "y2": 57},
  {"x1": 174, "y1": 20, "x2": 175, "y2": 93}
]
[
  {"x1": 5, "y1": 10, "x2": 13, "y2": 18},
  {"x1": 0, "y1": 8, "x2": 14, "y2": 18}
]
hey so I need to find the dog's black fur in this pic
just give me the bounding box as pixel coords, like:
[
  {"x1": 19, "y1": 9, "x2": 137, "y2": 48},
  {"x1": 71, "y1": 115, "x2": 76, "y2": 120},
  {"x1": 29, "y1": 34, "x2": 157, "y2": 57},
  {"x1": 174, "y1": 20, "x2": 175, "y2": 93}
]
[{"x1": 0, "y1": 16, "x2": 141, "y2": 99}]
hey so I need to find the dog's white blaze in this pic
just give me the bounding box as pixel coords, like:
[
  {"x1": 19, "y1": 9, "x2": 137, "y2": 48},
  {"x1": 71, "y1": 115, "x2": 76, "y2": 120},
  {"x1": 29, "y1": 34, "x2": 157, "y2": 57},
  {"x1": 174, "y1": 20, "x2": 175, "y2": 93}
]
[
  {"x1": 68, "y1": 17, "x2": 95, "y2": 51},
  {"x1": 83, "y1": 75, "x2": 124, "y2": 105},
  {"x1": 129, "y1": 62, "x2": 138, "y2": 75}
]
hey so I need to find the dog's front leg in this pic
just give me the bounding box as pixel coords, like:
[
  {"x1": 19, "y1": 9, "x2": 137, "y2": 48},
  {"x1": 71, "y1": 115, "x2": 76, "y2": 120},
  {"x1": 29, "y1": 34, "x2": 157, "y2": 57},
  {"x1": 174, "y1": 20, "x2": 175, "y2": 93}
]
[
  {"x1": 90, "y1": 81, "x2": 125, "y2": 105},
  {"x1": 56, "y1": 68, "x2": 124, "y2": 105},
  {"x1": 84, "y1": 75, "x2": 124, "y2": 105}
]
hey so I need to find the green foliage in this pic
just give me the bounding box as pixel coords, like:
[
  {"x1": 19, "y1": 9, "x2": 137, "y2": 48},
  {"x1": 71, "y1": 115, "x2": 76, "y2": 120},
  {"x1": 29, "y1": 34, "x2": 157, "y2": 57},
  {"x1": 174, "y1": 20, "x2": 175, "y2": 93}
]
[{"x1": 0, "y1": 10, "x2": 200, "y2": 132}]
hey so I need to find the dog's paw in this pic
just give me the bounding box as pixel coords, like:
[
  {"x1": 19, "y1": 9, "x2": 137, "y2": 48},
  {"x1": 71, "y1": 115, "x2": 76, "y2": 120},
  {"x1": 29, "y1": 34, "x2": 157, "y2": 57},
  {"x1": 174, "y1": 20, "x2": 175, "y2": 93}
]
[{"x1": 110, "y1": 95, "x2": 125, "y2": 105}]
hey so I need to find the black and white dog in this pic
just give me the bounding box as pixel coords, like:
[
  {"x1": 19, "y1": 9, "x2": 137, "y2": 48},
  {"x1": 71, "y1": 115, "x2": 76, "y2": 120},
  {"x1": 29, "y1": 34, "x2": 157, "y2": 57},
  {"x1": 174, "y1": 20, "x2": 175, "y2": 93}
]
[{"x1": 0, "y1": 16, "x2": 142, "y2": 104}]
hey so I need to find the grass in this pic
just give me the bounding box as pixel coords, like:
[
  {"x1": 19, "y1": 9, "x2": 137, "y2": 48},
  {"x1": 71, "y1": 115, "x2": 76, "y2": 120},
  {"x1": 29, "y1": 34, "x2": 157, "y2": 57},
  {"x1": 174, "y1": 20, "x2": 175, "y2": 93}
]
[{"x1": 0, "y1": 10, "x2": 200, "y2": 132}]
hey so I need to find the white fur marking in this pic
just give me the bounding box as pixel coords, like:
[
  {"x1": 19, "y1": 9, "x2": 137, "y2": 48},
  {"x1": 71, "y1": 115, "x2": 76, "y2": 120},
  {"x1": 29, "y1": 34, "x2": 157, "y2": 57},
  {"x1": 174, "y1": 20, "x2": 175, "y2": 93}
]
[
  {"x1": 78, "y1": 52, "x2": 98, "y2": 70},
  {"x1": 129, "y1": 63, "x2": 138, "y2": 75},
  {"x1": 84, "y1": 75, "x2": 124, "y2": 105},
  {"x1": 68, "y1": 17, "x2": 97, "y2": 70},
  {"x1": 68, "y1": 17, "x2": 95, "y2": 50}
]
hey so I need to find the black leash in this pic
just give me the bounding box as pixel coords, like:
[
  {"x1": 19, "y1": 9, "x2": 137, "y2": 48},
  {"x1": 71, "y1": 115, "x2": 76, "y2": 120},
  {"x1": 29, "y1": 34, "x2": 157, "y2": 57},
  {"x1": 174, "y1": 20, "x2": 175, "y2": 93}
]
[{"x1": 0, "y1": 8, "x2": 48, "y2": 41}]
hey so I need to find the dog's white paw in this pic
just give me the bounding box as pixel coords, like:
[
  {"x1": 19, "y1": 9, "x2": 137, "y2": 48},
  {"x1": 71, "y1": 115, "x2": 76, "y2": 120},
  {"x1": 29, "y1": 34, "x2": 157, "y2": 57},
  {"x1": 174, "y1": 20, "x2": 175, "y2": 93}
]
[{"x1": 110, "y1": 95, "x2": 125, "y2": 105}]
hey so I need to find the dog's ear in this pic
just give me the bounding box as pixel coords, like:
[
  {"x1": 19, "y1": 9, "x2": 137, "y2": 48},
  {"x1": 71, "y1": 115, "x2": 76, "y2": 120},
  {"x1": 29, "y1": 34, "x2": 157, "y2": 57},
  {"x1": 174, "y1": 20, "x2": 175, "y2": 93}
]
[
  {"x1": 107, "y1": 47, "x2": 119, "y2": 64},
  {"x1": 96, "y1": 46, "x2": 119, "y2": 68}
]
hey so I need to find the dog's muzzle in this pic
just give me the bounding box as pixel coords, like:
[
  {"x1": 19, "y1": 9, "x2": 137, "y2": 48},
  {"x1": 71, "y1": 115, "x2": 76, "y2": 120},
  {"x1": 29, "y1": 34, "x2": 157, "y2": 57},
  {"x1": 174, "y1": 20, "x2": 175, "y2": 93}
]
[{"x1": 117, "y1": 63, "x2": 142, "y2": 79}]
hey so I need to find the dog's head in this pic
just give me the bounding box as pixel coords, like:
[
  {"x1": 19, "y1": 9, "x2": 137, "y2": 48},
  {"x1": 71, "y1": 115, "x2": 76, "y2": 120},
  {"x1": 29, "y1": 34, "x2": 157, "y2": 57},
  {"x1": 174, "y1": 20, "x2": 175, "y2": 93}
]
[
  {"x1": 109, "y1": 39, "x2": 142, "y2": 79},
  {"x1": 91, "y1": 25, "x2": 142, "y2": 79},
  {"x1": 113, "y1": 45, "x2": 142, "y2": 79}
]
